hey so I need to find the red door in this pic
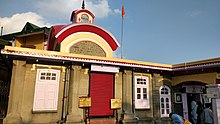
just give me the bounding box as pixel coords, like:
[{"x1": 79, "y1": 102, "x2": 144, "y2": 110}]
[{"x1": 89, "y1": 72, "x2": 114, "y2": 116}]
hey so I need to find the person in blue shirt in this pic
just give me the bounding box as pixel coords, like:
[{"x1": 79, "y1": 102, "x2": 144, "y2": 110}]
[
  {"x1": 191, "y1": 99, "x2": 198, "y2": 124},
  {"x1": 169, "y1": 113, "x2": 183, "y2": 124},
  {"x1": 201, "y1": 103, "x2": 213, "y2": 124}
]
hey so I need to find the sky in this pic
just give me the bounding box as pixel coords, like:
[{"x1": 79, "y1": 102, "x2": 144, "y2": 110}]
[{"x1": 0, "y1": 0, "x2": 220, "y2": 64}]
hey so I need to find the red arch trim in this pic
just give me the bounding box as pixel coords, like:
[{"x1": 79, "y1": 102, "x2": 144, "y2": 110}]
[{"x1": 55, "y1": 24, "x2": 119, "y2": 51}]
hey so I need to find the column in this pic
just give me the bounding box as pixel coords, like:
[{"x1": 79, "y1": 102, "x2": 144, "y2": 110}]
[
  {"x1": 122, "y1": 70, "x2": 136, "y2": 123},
  {"x1": 4, "y1": 60, "x2": 26, "y2": 124},
  {"x1": 66, "y1": 65, "x2": 86, "y2": 123}
]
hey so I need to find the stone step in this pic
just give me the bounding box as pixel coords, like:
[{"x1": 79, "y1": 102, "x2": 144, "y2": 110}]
[{"x1": 90, "y1": 118, "x2": 116, "y2": 124}]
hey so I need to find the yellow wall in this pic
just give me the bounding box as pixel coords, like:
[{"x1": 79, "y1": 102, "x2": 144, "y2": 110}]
[
  {"x1": 172, "y1": 72, "x2": 217, "y2": 86},
  {"x1": 4, "y1": 61, "x2": 65, "y2": 124},
  {"x1": 15, "y1": 33, "x2": 45, "y2": 50}
]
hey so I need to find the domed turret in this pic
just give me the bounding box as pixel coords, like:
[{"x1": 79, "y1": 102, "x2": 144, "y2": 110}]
[{"x1": 70, "y1": 0, "x2": 95, "y2": 24}]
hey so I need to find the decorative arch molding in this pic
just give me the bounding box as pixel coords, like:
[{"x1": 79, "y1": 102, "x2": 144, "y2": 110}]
[
  {"x1": 60, "y1": 32, "x2": 112, "y2": 57},
  {"x1": 158, "y1": 78, "x2": 173, "y2": 85},
  {"x1": 56, "y1": 23, "x2": 120, "y2": 51},
  {"x1": 176, "y1": 81, "x2": 207, "y2": 86},
  {"x1": 172, "y1": 73, "x2": 217, "y2": 86}
]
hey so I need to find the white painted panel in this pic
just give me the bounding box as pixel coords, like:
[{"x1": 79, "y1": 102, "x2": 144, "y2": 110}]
[
  {"x1": 91, "y1": 64, "x2": 119, "y2": 73},
  {"x1": 134, "y1": 76, "x2": 150, "y2": 109},
  {"x1": 33, "y1": 69, "x2": 60, "y2": 111},
  {"x1": 212, "y1": 99, "x2": 220, "y2": 124},
  {"x1": 182, "y1": 93, "x2": 188, "y2": 120}
]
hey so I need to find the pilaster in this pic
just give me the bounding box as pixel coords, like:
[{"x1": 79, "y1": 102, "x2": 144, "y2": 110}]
[
  {"x1": 4, "y1": 60, "x2": 26, "y2": 124},
  {"x1": 66, "y1": 65, "x2": 84, "y2": 123},
  {"x1": 122, "y1": 70, "x2": 137, "y2": 123}
]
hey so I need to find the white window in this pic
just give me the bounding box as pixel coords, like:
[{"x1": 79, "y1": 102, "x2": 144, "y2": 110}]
[
  {"x1": 33, "y1": 69, "x2": 60, "y2": 111},
  {"x1": 134, "y1": 76, "x2": 150, "y2": 109},
  {"x1": 160, "y1": 85, "x2": 171, "y2": 117}
]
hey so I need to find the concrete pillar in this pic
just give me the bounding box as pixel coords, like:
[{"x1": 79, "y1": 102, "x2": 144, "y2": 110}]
[
  {"x1": 152, "y1": 73, "x2": 162, "y2": 123},
  {"x1": 122, "y1": 70, "x2": 136, "y2": 123},
  {"x1": 4, "y1": 60, "x2": 26, "y2": 124},
  {"x1": 115, "y1": 72, "x2": 123, "y2": 116},
  {"x1": 66, "y1": 65, "x2": 84, "y2": 123}
]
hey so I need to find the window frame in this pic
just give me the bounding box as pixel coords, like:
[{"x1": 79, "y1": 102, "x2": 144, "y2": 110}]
[
  {"x1": 134, "y1": 76, "x2": 150, "y2": 109},
  {"x1": 159, "y1": 85, "x2": 171, "y2": 117},
  {"x1": 33, "y1": 69, "x2": 60, "y2": 111},
  {"x1": 81, "y1": 14, "x2": 89, "y2": 23}
]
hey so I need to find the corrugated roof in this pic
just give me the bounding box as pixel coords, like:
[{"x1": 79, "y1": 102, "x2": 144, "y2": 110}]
[
  {"x1": 0, "y1": 22, "x2": 50, "y2": 41},
  {"x1": 1, "y1": 46, "x2": 220, "y2": 71},
  {"x1": 1, "y1": 46, "x2": 172, "y2": 71}
]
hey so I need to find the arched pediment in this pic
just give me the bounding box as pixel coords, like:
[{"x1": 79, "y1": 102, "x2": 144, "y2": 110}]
[{"x1": 55, "y1": 23, "x2": 120, "y2": 51}]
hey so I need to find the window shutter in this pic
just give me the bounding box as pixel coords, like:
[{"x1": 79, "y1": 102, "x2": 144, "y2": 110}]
[
  {"x1": 89, "y1": 72, "x2": 114, "y2": 116},
  {"x1": 33, "y1": 82, "x2": 47, "y2": 110},
  {"x1": 46, "y1": 83, "x2": 59, "y2": 110},
  {"x1": 135, "y1": 76, "x2": 150, "y2": 109},
  {"x1": 33, "y1": 69, "x2": 60, "y2": 111},
  {"x1": 160, "y1": 85, "x2": 171, "y2": 117}
]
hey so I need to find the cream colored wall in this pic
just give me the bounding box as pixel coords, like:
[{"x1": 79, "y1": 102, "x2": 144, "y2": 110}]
[
  {"x1": 66, "y1": 65, "x2": 89, "y2": 123},
  {"x1": 172, "y1": 72, "x2": 217, "y2": 86},
  {"x1": 114, "y1": 72, "x2": 123, "y2": 115},
  {"x1": 4, "y1": 61, "x2": 65, "y2": 124},
  {"x1": 60, "y1": 32, "x2": 113, "y2": 57}
]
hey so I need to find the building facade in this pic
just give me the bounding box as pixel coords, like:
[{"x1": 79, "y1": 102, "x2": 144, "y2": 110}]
[{"x1": 0, "y1": 2, "x2": 220, "y2": 124}]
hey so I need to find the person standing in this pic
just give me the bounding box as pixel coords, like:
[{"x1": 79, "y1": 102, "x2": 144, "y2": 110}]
[
  {"x1": 191, "y1": 98, "x2": 198, "y2": 124},
  {"x1": 196, "y1": 101, "x2": 203, "y2": 124},
  {"x1": 201, "y1": 103, "x2": 213, "y2": 124}
]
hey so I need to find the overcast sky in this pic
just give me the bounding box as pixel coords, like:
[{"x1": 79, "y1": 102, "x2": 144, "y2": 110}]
[{"x1": 0, "y1": 0, "x2": 220, "y2": 64}]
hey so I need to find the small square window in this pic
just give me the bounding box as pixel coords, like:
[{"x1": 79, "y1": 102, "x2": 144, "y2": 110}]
[
  {"x1": 40, "y1": 77, "x2": 45, "y2": 80},
  {"x1": 166, "y1": 103, "x2": 169, "y2": 108},
  {"x1": 137, "y1": 94, "x2": 141, "y2": 99},
  {"x1": 137, "y1": 88, "x2": 141, "y2": 93},
  {"x1": 46, "y1": 77, "x2": 50, "y2": 80},
  {"x1": 143, "y1": 88, "x2": 147, "y2": 93},
  {"x1": 166, "y1": 109, "x2": 170, "y2": 114},
  {"x1": 161, "y1": 103, "x2": 164, "y2": 108},
  {"x1": 162, "y1": 109, "x2": 164, "y2": 114},
  {"x1": 52, "y1": 77, "x2": 56, "y2": 80},
  {"x1": 47, "y1": 73, "x2": 51, "y2": 76},
  {"x1": 52, "y1": 73, "x2": 56, "y2": 76},
  {"x1": 143, "y1": 94, "x2": 147, "y2": 99},
  {"x1": 41, "y1": 73, "x2": 46, "y2": 76}
]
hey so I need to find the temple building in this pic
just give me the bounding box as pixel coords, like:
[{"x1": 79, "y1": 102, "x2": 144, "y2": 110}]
[{"x1": 0, "y1": 1, "x2": 220, "y2": 124}]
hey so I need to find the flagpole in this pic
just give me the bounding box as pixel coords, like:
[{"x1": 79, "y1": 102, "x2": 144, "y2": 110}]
[
  {"x1": 121, "y1": 15, "x2": 124, "y2": 59},
  {"x1": 121, "y1": 5, "x2": 125, "y2": 59}
]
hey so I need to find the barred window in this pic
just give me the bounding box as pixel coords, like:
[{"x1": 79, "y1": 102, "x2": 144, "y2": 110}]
[
  {"x1": 160, "y1": 85, "x2": 171, "y2": 117},
  {"x1": 135, "y1": 76, "x2": 150, "y2": 109}
]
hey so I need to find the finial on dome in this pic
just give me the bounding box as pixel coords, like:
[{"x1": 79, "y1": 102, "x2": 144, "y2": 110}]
[{"x1": 82, "y1": 0, "x2": 85, "y2": 9}]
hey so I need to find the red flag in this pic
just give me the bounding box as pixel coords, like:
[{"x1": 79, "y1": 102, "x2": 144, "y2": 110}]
[{"x1": 122, "y1": 5, "x2": 125, "y2": 17}]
